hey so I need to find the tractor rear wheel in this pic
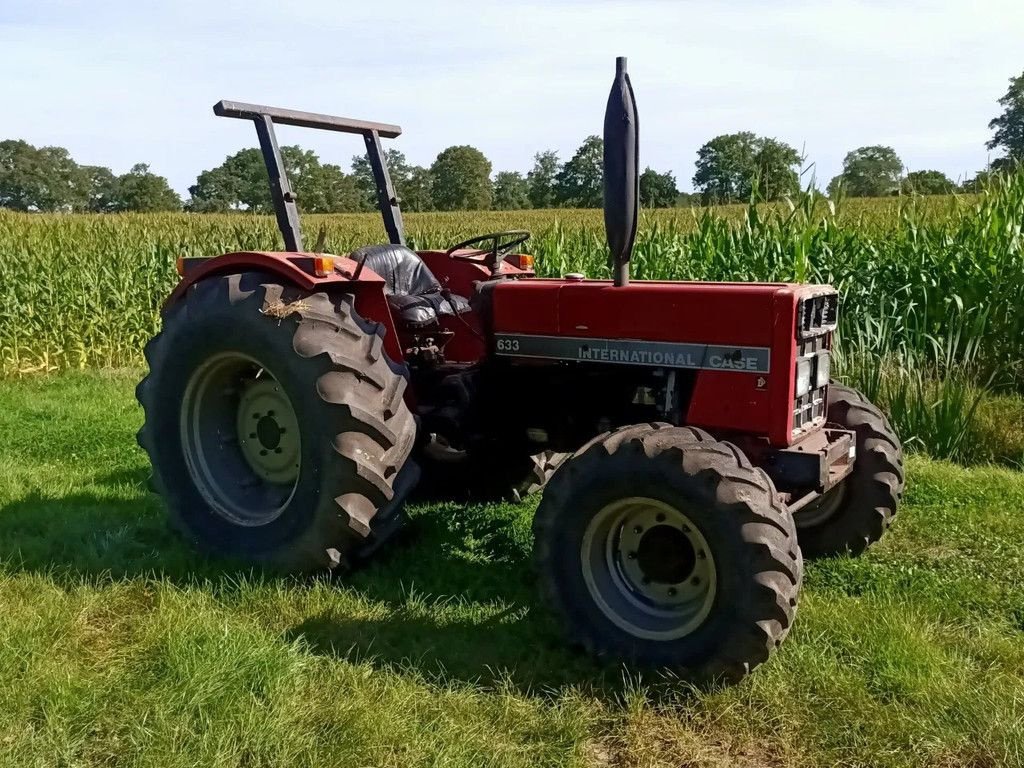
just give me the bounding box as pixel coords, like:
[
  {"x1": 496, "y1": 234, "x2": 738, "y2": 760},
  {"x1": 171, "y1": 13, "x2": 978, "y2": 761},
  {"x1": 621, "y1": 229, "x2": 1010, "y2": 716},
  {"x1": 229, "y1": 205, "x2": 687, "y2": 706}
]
[
  {"x1": 792, "y1": 383, "x2": 904, "y2": 557},
  {"x1": 136, "y1": 272, "x2": 419, "y2": 572},
  {"x1": 533, "y1": 424, "x2": 802, "y2": 682}
]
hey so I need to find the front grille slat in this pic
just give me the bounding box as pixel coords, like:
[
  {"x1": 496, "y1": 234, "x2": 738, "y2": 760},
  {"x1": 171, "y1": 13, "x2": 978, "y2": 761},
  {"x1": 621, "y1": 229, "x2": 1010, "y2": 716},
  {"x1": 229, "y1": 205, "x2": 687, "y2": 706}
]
[
  {"x1": 792, "y1": 325, "x2": 833, "y2": 434},
  {"x1": 797, "y1": 292, "x2": 839, "y2": 338}
]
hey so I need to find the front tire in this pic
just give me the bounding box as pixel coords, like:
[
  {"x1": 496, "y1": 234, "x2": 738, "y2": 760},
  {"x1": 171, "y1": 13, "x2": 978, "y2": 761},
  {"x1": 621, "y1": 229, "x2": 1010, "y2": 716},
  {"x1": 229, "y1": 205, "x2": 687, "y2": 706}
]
[
  {"x1": 533, "y1": 424, "x2": 802, "y2": 682},
  {"x1": 136, "y1": 272, "x2": 419, "y2": 572},
  {"x1": 792, "y1": 383, "x2": 904, "y2": 557}
]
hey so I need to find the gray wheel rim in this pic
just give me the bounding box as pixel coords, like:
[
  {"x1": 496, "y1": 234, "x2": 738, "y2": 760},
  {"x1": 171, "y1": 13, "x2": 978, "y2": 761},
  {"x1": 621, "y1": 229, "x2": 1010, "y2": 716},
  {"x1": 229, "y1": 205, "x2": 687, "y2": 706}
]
[
  {"x1": 180, "y1": 353, "x2": 301, "y2": 527},
  {"x1": 581, "y1": 497, "x2": 717, "y2": 641}
]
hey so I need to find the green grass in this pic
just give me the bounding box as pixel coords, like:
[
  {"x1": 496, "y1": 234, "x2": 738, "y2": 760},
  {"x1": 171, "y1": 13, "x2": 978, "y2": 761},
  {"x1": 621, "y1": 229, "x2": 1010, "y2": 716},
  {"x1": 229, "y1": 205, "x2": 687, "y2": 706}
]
[{"x1": 1, "y1": 371, "x2": 1023, "y2": 767}]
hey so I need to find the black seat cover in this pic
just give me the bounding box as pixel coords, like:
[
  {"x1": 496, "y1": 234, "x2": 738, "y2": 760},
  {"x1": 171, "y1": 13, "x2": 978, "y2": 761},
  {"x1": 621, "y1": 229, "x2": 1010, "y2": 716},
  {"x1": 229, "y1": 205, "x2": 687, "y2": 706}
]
[{"x1": 351, "y1": 244, "x2": 470, "y2": 328}]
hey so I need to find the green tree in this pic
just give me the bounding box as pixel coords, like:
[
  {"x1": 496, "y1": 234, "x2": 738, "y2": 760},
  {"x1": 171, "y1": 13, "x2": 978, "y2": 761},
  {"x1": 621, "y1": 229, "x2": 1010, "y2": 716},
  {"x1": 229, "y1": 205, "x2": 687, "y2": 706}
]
[
  {"x1": 693, "y1": 132, "x2": 756, "y2": 203},
  {"x1": 961, "y1": 170, "x2": 992, "y2": 193},
  {"x1": 0, "y1": 140, "x2": 88, "y2": 211},
  {"x1": 401, "y1": 166, "x2": 433, "y2": 211},
  {"x1": 675, "y1": 191, "x2": 700, "y2": 207},
  {"x1": 693, "y1": 132, "x2": 799, "y2": 203},
  {"x1": 0, "y1": 140, "x2": 40, "y2": 210},
  {"x1": 527, "y1": 150, "x2": 560, "y2": 208},
  {"x1": 752, "y1": 138, "x2": 801, "y2": 200},
  {"x1": 639, "y1": 167, "x2": 678, "y2": 208},
  {"x1": 554, "y1": 136, "x2": 603, "y2": 208},
  {"x1": 109, "y1": 164, "x2": 181, "y2": 211},
  {"x1": 493, "y1": 171, "x2": 530, "y2": 210},
  {"x1": 430, "y1": 145, "x2": 492, "y2": 210},
  {"x1": 300, "y1": 162, "x2": 365, "y2": 213},
  {"x1": 190, "y1": 146, "x2": 364, "y2": 213},
  {"x1": 351, "y1": 148, "x2": 410, "y2": 211},
  {"x1": 80, "y1": 165, "x2": 117, "y2": 212},
  {"x1": 830, "y1": 146, "x2": 903, "y2": 198},
  {"x1": 901, "y1": 170, "x2": 955, "y2": 196},
  {"x1": 188, "y1": 148, "x2": 266, "y2": 211},
  {"x1": 987, "y1": 70, "x2": 1024, "y2": 170}
]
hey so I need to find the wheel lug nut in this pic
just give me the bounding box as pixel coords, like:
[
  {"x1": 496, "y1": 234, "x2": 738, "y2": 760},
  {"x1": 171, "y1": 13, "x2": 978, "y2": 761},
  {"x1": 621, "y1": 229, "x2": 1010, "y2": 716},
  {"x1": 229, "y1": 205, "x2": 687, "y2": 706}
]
[
  {"x1": 627, "y1": 551, "x2": 637, "y2": 560},
  {"x1": 274, "y1": 448, "x2": 282, "y2": 454},
  {"x1": 279, "y1": 428, "x2": 286, "y2": 434},
  {"x1": 253, "y1": 413, "x2": 261, "y2": 420},
  {"x1": 259, "y1": 449, "x2": 268, "y2": 456},
  {"x1": 268, "y1": 410, "x2": 275, "y2": 417},
  {"x1": 667, "y1": 587, "x2": 677, "y2": 597},
  {"x1": 633, "y1": 525, "x2": 643, "y2": 535},
  {"x1": 697, "y1": 550, "x2": 706, "y2": 559},
  {"x1": 691, "y1": 576, "x2": 701, "y2": 586},
  {"x1": 249, "y1": 432, "x2": 257, "y2": 439},
  {"x1": 681, "y1": 525, "x2": 691, "y2": 533},
  {"x1": 656, "y1": 513, "x2": 665, "y2": 523}
]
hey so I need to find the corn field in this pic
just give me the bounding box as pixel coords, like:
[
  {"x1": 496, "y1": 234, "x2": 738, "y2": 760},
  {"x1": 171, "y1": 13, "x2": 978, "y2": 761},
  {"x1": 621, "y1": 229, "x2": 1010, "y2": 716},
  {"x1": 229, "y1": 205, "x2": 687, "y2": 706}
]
[{"x1": 1, "y1": 175, "x2": 1021, "y2": 463}]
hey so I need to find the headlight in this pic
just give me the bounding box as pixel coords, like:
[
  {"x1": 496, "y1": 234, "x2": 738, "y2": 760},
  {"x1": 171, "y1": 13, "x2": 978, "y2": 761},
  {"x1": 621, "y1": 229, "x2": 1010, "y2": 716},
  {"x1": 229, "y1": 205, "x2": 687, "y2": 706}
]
[
  {"x1": 815, "y1": 350, "x2": 831, "y2": 388},
  {"x1": 795, "y1": 358, "x2": 813, "y2": 396}
]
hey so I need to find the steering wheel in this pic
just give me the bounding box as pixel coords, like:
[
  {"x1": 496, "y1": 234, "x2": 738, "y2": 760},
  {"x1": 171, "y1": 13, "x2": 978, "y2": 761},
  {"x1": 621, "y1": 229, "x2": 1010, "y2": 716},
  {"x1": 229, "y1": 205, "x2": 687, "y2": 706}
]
[{"x1": 445, "y1": 230, "x2": 531, "y2": 274}]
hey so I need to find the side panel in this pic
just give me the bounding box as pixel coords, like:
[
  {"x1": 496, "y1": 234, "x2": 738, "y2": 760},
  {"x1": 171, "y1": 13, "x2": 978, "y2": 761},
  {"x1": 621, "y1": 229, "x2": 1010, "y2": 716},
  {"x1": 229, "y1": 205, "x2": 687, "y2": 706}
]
[
  {"x1": 491, "y1": 279, "x2": 804, "y2": 446},
  {"x1": 685, "y1": 290, "x2": 799, "y2": 444}
]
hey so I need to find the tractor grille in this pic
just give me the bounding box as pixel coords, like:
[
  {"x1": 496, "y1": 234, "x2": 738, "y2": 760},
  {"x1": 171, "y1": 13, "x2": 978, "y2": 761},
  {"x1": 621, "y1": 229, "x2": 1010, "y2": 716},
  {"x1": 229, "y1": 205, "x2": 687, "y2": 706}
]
[
  {"x1": 797, "y1": 291, "x2": 839, "y2": 338},
  {"x1": 793, "y1": 389, "x2": 827, "y2": 430},
  {"x1": 793, "y1": 336, "x2": 828, "y2": 432}
]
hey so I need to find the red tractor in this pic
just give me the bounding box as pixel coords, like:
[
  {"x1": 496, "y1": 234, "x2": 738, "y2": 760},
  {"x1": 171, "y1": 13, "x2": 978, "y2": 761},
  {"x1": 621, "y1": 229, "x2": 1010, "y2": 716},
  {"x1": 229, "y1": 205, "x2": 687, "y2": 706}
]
[{"x1": 137, "y1": 59, "x2": 903, "y2": 682}]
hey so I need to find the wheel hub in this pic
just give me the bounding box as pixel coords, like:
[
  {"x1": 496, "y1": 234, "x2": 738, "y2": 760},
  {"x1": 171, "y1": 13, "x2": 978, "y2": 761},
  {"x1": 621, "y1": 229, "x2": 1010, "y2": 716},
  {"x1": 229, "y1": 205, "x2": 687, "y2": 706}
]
[
  {"x1": 236, "y1": 379, "x2": 301, "y2": 485},
  {"x1": 582, "y1": 497, "x2": 717, "y2": 640},
  {"x1": 179, "y1": 353, "x2": 302, "y2": 528},
  {"x1": 635, "y1": 525, "x2": 696, "y2": 584}
]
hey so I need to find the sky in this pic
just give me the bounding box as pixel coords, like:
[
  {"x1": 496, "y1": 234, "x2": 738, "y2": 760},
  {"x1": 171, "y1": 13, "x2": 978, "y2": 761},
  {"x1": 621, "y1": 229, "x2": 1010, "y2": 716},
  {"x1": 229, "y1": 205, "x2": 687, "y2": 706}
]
[{"x1": 2, "y1": 0, "x2": 1022, "y2": 196}]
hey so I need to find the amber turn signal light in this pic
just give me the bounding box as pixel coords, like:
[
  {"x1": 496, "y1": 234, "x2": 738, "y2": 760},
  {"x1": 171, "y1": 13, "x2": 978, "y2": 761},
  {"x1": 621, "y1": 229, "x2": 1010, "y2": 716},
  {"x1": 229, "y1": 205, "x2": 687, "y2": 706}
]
[
  {"x1": 517, "y1": 254, "x2": 535, "y2": 270},
  {"x1": 313, "y1": 256, "x2": 335, "y2": 277}
]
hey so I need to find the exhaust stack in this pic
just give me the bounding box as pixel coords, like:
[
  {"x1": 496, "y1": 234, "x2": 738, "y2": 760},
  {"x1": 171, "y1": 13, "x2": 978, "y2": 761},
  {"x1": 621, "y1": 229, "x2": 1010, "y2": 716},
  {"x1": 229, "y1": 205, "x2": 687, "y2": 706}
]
[{"x1": 603, "y1": 56, "x2": 639, "y2": 287}]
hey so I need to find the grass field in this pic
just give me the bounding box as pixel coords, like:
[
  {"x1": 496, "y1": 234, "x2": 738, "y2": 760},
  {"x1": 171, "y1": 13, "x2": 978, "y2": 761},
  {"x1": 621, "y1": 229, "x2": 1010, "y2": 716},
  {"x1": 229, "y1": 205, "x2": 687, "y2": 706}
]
[{"x1": 1, "y1": 372, "x2": 1023, "y2": 767}]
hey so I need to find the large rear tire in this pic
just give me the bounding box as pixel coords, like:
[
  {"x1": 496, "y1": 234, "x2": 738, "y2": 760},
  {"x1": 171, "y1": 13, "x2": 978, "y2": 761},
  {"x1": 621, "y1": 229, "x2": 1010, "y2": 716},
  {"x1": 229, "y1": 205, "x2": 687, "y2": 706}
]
[
  {"x1": 792, "y1": 383, "x2": 904, "y2": 558},
  {"x1": 533, "y1": 424, "x2": 802, "y2": 682},
  {"x1": 136, "y1": 272, "x2": 419, "y2": 572}
]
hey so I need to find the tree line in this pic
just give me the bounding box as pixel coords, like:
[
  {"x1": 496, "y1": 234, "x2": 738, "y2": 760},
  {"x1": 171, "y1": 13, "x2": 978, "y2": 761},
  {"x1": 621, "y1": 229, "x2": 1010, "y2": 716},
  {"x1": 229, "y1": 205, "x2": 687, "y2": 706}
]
[{"x1": 2, "y1": 69, "x2": 1021, "y2": 214}]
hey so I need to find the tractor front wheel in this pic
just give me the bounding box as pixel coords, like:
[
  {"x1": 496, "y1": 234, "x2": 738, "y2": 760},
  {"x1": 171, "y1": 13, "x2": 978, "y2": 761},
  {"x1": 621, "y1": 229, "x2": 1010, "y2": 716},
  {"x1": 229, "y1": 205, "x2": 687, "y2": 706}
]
[
  {"x1": 533, "y1": 424, "x2": 802, "y2": 682},
  {"x1": 792, "y1": 383, "x2": 904, "y2": 557},
  {"x1": 136, "y1": 272, "x2": 419, "y2": 572}
]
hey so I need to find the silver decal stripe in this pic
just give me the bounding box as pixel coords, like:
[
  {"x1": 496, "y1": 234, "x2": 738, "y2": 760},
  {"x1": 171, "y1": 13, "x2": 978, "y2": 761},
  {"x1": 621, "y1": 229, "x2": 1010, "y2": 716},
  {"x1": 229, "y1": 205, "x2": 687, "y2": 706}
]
[{"x1": 494, "y1": 334, "x2": 771, "y2": 374}]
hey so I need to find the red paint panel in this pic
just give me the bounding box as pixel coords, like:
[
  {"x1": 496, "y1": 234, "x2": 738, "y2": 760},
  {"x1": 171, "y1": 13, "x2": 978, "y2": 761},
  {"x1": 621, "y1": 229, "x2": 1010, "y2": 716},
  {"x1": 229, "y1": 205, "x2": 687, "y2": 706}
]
[
  {"x1": 686, "y1": 371, "x2": 772, "y2": 434},
  {"x1": 687, "y1": 288, "x2": 801, "y2": 445},
  {"x1": 491, "y1": 279, "x2": 563, "y2": 335},
  {"x1": 556, "y1": 282, "x2": 777, "y2": 344},
  {"x1": 491, "y1": 278, "x2": 825, "y2": 446},
  {"x1": 492, "y1": 279, "x2": 785, "y2": 343}
]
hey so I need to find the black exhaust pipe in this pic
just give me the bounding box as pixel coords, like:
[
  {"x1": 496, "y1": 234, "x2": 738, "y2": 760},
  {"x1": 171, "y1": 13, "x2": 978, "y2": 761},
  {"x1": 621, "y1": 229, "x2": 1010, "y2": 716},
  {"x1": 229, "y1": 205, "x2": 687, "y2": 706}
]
[{"x1": 603, "y1": 56, "x2": 639, "y2": 287}]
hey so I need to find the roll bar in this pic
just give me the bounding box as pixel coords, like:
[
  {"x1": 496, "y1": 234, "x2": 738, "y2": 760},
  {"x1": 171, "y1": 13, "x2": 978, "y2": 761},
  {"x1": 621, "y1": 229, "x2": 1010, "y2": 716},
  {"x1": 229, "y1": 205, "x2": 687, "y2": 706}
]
[{"x1": 213, "y1": 100, "x2": 406, "y2": 250}]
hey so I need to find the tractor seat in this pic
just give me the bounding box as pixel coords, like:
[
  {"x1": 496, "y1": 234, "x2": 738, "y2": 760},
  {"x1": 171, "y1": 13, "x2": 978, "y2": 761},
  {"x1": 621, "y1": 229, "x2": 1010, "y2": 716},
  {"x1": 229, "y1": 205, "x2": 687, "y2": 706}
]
[{"x1": 350, "y1": 244, "x2": 471, "y2": 329}]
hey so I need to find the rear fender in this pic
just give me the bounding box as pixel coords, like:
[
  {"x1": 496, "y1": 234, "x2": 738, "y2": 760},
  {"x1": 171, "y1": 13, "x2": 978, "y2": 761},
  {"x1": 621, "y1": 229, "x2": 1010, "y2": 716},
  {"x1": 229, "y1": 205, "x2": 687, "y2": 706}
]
[{"x1": 166, "y1": 251, "x2": 403, "y2": 362}]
